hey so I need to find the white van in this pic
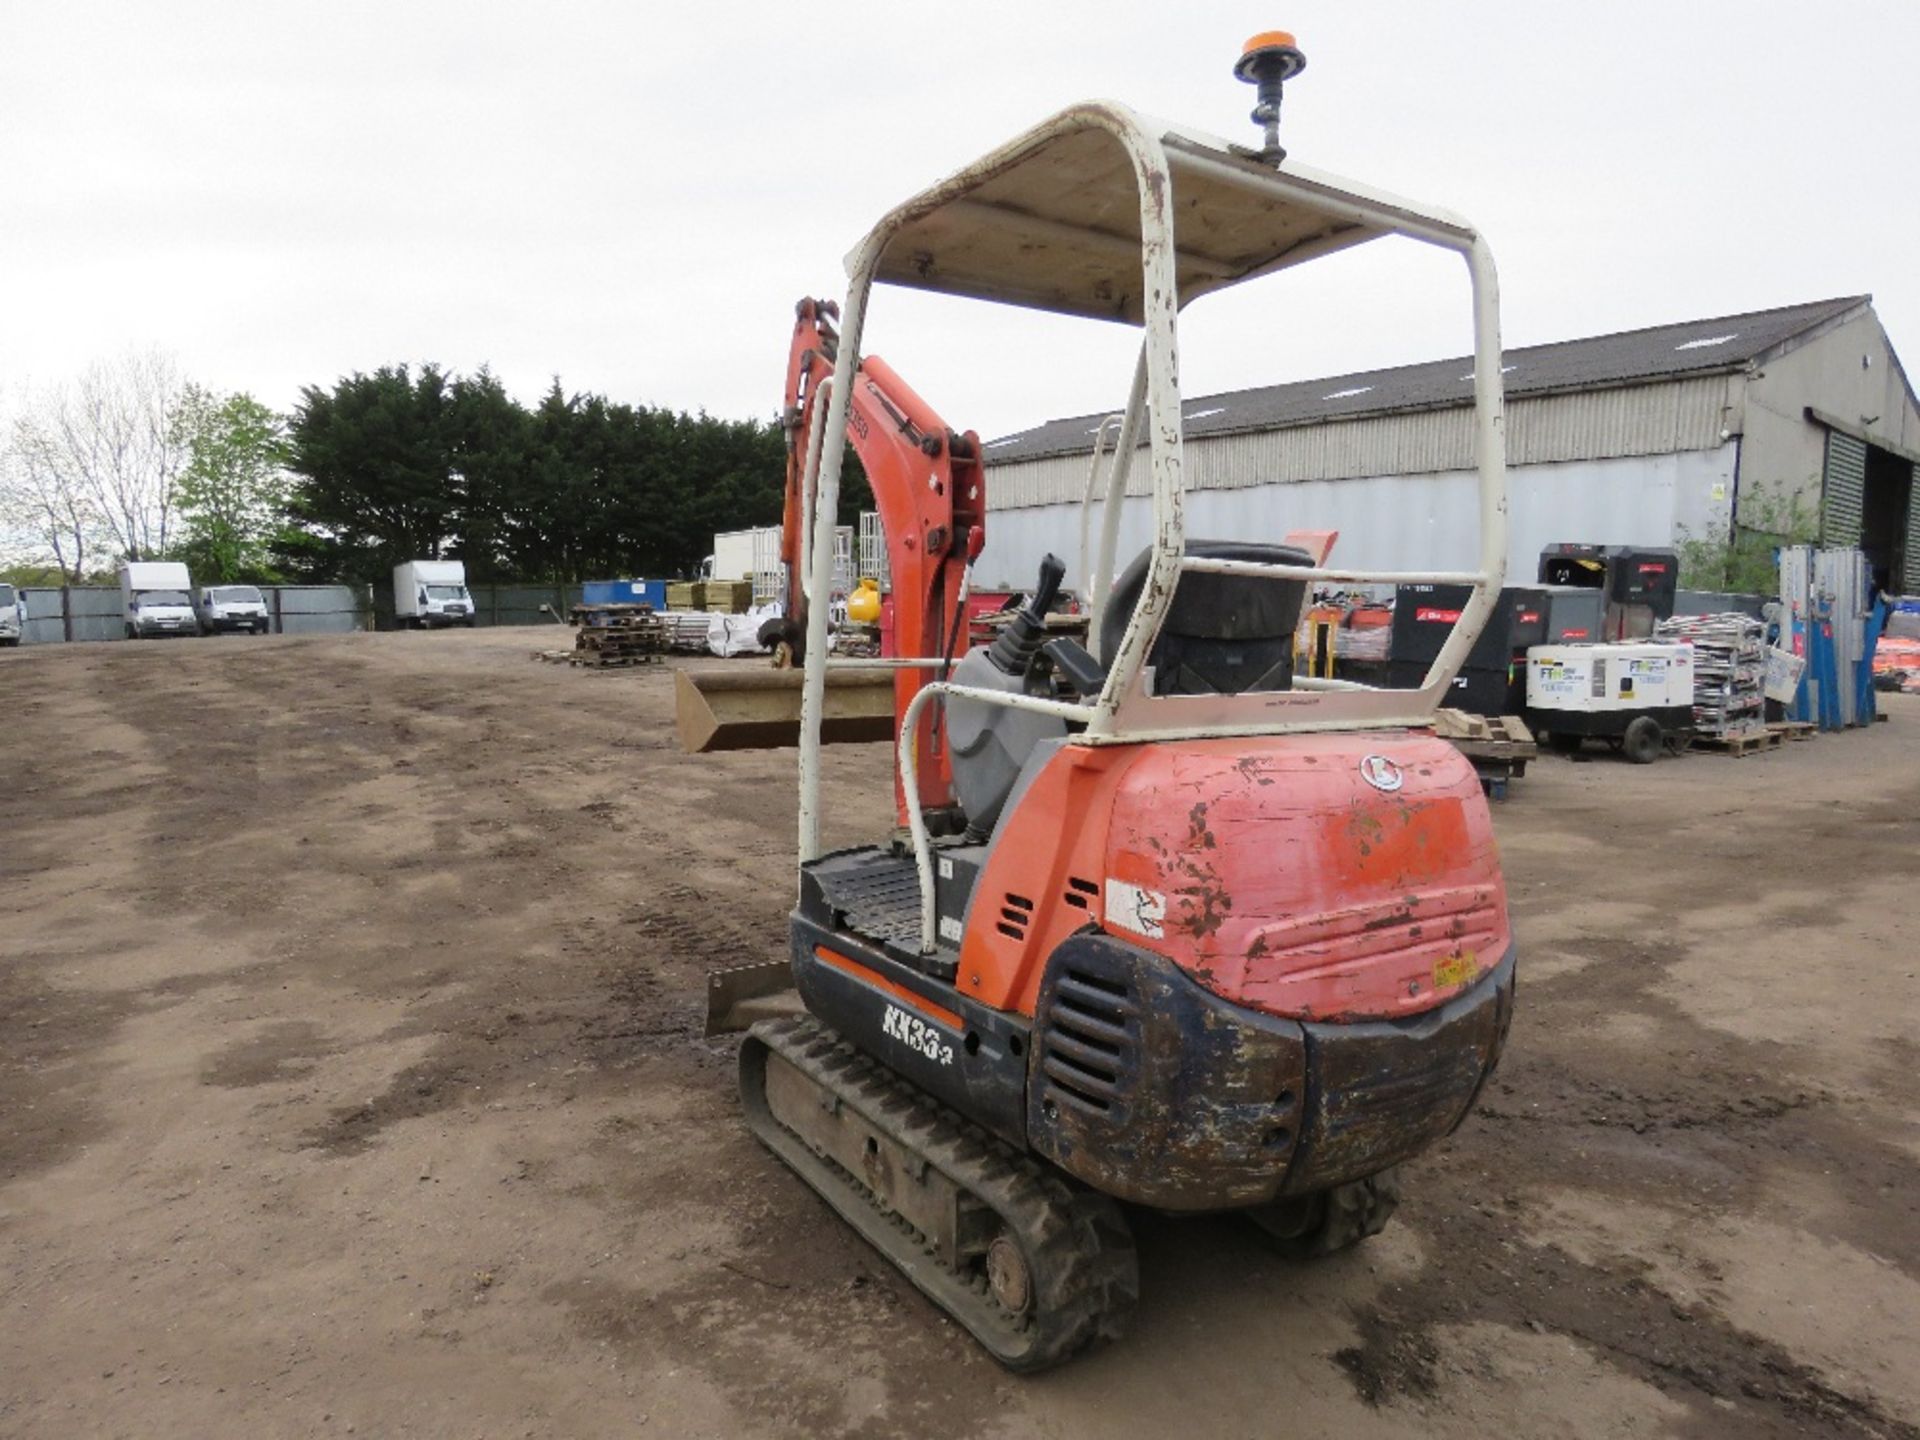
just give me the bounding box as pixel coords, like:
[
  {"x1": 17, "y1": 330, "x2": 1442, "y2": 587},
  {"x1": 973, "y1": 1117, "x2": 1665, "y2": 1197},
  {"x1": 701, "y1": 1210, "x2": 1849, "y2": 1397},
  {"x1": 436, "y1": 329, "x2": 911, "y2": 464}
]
[
  {"x1": 393, "y1": 560, "x2": 475, "y2": 628},
  {"x1": 197, "y1": 584, "x2": 271, "y2": 634},
  {"x1": 120, "y1": 561, "x2": 197, "y2": 639},
  {"x1": 0, "y1": 582, "x2": 21, "y2": 647}
]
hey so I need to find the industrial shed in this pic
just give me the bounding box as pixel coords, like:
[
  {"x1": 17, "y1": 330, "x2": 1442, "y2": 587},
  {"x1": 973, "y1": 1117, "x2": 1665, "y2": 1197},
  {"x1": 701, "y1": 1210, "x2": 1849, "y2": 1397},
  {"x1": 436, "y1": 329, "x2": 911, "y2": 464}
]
[{"x1": 976, "y1": 295, "x2": 1920, "y2": 596}]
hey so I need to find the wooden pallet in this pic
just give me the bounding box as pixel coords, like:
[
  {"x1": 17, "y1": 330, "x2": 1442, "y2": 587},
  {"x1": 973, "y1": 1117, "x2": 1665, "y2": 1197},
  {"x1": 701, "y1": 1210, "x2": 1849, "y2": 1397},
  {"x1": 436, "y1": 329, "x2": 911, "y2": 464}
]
[
  {"x1": 570, "y1": 602, "x2": 661, "y2": 627},
  {"x1": 1431, "y1": 709, "x2": 1535, "y2": 747},
  {"x1": 574, "y1": 652, "x2": 664, "y2": 668},
  {"x1": 1767, "y1": 720, "x2": 1816, "y2": 742},
  {"x1": 1689, "y1": 727, "x2": 1782, "y2": 757},
  {"x1": 1428, "y1": 711, "x2": 1536, "y2": 798},
  {"x1": 532, "y1": 646, "x2": 662, "y2": 670},
  {"x1": 573, "y1": 609, "x2": 666, "y2": 668}
]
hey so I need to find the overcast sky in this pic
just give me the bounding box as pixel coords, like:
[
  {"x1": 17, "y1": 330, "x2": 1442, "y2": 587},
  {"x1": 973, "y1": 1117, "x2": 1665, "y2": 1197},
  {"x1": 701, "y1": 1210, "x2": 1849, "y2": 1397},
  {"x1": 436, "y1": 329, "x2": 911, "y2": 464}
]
[{"x1": 4, "y1": 1, "x2": 1917, "y2": 440}]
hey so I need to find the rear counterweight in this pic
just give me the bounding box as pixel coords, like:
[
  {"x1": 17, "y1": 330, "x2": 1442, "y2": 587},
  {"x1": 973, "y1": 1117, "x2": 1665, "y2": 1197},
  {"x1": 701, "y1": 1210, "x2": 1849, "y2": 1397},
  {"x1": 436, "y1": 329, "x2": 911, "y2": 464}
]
[{"x1": 1026, "y1": 931, "x2": 1516, "y2": 1210}]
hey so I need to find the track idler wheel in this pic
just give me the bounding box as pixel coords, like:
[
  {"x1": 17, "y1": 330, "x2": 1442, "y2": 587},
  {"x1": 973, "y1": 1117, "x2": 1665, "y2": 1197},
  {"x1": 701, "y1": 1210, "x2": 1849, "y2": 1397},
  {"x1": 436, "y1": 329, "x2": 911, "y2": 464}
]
[{"x1": 1244, "y1": 1167, "x2": 1402, "y2": 1258}]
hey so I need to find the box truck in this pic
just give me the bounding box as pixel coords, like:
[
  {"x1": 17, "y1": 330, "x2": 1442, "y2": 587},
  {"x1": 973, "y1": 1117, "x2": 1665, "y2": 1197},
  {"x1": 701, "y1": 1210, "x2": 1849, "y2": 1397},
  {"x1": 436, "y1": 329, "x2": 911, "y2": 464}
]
[
  {"x1": 699, "y1": 528, "x2": 765, "y2": 584},
  {"x1": 197, "y1": 584, "x2": 270, "y2": 634},
  {"x1": 393, "y1": 560, "x2": 475, "y2": 628},
  {"x1": 120, "y1": 561, "x2": 197, "y2": 638}
]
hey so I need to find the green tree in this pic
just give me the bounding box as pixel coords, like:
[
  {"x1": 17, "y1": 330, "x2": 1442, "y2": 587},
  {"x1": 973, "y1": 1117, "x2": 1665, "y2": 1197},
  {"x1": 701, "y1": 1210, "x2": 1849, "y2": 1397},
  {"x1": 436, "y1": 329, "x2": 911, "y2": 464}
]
[
  {"x1": 169, "y1": 384, "x2": 291, "y2": 581},
  {"x1": 446, "y1": 369, "x2": 530, "y2": 581},
  {"x1": 1675, "y1": 482, "x2": 1819, "y2": 594},
  {"x1": 280, "y1": 362, "x2": 796, "y2": 584},
  {"x1": 280, "y1": 365, "x2": 460, "y2": 584}
]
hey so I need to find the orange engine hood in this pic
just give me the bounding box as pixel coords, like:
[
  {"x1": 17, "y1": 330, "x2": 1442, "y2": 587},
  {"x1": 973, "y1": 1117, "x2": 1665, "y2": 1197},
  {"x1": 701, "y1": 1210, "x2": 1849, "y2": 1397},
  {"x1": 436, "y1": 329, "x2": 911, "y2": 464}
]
[{"x1": 1102, "y1": 731, "x2": 1510, "y2": 1022}]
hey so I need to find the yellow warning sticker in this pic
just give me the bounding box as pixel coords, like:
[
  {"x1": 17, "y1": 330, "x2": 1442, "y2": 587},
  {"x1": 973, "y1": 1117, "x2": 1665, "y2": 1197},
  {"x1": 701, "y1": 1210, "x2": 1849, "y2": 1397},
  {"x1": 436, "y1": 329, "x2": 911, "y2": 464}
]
[{"x1": 1432, "y1": 951, "x2": 1476, "y2": 990}]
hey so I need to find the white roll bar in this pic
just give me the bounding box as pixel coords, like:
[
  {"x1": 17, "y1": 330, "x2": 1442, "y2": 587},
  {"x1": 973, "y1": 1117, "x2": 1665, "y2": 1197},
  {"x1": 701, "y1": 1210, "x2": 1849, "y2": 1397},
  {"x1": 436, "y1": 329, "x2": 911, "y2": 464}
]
[
  {"x1": 796, "y1": 101, "x2": 1510, "y2": 927},
  {"x1": 1076, "y1": 412, "x2": 1122, "y2": 615}
]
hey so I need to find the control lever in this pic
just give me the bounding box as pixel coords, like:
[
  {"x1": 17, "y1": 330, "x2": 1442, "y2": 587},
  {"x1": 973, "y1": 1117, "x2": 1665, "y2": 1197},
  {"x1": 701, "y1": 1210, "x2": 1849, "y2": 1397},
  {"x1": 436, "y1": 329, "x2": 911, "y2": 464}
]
[
  {"x1": 1040, "y1": 636, "x2": 1107, "y2": 698},
  {"x1": 986, "y1": 553, "x2": 1066, "y2": 676}
]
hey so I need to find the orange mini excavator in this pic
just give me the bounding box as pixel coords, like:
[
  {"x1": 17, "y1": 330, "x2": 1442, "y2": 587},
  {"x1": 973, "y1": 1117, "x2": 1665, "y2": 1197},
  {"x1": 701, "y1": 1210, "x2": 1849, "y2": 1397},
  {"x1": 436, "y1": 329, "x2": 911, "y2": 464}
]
[{"x1": 695, "y1": 36, "x2": 1518, "y2": 1371}]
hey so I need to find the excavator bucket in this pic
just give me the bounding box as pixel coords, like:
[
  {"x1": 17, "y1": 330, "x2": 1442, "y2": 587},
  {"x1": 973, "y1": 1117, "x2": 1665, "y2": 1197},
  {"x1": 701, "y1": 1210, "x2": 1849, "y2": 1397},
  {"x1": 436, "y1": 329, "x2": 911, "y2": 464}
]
[{"x1": 673, "y1": 666, "x2": 895, "y2": 753}]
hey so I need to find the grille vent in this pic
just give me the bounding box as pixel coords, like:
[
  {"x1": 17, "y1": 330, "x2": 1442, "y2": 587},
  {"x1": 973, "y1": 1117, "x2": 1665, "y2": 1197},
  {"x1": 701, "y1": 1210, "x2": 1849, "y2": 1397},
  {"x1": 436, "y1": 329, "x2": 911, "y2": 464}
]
[
  {"x1": 997, "y1": 892, "x2": 1034, "y2": 941},
  {"x1": 1040, "y1": 968, "x2": 1137, "y2": 1115},
  {"x1": 1062, "y1": 875, "x2": 1099, "y2": 912}
]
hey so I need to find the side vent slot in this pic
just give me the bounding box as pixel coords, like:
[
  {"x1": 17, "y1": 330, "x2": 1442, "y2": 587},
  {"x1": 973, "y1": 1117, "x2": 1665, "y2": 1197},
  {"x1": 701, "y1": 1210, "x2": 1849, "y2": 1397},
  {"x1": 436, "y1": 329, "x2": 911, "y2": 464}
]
[
  {"x1": 1062, "y1": 875, "x2": 1099, "y2": 911},
  {"x1": 1041, "y1": 966, "x2": 1138, "y2": 1116},
  {"x1": 996, "y1": 892, "x2": 1034, "y2": 942}
]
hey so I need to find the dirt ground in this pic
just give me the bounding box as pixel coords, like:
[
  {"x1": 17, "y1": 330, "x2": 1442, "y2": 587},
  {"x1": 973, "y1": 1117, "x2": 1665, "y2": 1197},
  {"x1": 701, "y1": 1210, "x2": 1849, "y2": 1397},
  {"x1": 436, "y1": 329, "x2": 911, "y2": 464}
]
[{"x1": 2, "y1": 627, "x2": 1915, "y2": 1440}]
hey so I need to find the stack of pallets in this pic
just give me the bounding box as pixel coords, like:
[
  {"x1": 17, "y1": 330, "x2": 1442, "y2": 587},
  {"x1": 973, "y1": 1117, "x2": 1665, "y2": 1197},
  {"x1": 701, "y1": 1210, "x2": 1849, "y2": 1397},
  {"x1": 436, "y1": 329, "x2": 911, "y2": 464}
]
[
  {"x1": 569, "y1": 603, "x2": 666, "y2": 667},
  {"x1": 1653, "y1": 613, "x2": 1766, "y2": 738}
]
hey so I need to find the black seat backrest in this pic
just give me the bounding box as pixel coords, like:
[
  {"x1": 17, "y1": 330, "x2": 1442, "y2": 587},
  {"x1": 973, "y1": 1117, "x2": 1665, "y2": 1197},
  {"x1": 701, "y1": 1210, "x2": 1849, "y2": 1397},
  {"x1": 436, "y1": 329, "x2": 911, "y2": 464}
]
[{"x1": 1099, "y1": 540, "x2": 1312, "y2": 697}]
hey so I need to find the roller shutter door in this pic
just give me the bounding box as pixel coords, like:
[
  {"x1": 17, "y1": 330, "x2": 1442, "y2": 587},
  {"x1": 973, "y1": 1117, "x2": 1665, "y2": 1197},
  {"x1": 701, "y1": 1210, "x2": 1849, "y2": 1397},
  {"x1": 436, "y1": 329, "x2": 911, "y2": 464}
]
[
  {"x1": 1821, "y1": 428, "x2": 1866, "y2": 546},
  {"x1": 1903, "y1": 461, "x2": 1920, "y2": 593}
]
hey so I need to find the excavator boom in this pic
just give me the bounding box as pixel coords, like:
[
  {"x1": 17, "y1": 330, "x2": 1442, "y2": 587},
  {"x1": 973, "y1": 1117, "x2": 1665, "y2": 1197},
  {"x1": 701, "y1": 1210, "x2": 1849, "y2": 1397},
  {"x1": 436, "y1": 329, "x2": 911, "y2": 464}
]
[{"x1": 676, "y1": 299, "x2": 986, "y2": 820}]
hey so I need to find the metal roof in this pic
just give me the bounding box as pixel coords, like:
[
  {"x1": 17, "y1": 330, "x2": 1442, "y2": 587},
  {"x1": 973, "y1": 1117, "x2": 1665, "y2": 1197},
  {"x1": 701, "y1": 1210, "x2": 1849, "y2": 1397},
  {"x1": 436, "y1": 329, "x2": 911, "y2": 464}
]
[{"x1": 982, "y1": 294, "x2": 1869, "y2": 464}]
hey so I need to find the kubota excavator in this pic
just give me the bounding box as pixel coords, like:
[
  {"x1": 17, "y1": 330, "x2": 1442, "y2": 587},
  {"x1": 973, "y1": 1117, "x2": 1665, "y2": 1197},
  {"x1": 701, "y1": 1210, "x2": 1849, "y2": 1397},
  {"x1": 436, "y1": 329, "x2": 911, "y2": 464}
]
[{"x1": 687, "y1": 35, "x2": 1518, "y2": 1371}]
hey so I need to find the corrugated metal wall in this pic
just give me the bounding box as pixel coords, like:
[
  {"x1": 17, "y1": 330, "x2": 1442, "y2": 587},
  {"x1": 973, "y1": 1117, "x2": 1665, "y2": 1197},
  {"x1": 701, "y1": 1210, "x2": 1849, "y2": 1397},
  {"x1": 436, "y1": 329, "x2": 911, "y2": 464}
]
[
  {"x1": 988, "y1": 374, "x2": 1735, "y2": 511},
  {"x1": 973, "y1": 446, "x2": 1739, "y2": 595}
]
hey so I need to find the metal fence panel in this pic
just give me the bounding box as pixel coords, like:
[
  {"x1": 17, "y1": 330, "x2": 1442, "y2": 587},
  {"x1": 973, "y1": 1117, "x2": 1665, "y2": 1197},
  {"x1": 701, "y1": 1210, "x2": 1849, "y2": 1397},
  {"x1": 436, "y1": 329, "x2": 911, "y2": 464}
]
[
  {"x1": 273, "y1": 585, "x2": 363, "y2": 634},
  {"x1": 20, "y1": 589, "x2": 67, "y2": 644},
  {"x1": 14, "y1": 584, "x2": 370, "y2": 642},
  {"x1": 53, "y1": 587, "x2": 127, "y2": 642},
  {"x1": 471, "y1": 583, "x2": 584, "y2": 627},
  {"x1": 13, "y1": 580, "x2": 615, "y2": 640}
]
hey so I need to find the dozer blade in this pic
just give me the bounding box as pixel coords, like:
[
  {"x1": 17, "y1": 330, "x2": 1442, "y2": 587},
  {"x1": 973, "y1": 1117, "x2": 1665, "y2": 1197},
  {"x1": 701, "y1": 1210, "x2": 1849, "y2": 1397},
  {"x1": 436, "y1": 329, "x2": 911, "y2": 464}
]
[
  {"x1": 674, "y1": 666, "x2": 895, "y2": 753},
  {"x1": 704, "y1": 959, "x2": 804, "y2": 1036}
]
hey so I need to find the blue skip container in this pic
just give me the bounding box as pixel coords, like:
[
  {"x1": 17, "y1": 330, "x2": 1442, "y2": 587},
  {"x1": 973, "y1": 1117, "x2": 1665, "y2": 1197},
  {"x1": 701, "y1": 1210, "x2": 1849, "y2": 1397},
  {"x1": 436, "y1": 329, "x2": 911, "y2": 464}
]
[{"x1": 582, "y1": 578, "x2": 667, "y2": 610}]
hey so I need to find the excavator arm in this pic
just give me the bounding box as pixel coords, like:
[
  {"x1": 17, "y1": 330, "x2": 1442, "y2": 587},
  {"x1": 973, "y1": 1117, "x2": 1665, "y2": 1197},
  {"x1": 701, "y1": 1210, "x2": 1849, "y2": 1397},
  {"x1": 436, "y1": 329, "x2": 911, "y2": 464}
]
[{"x1": 776, "y1": 297, "x2": 988, "y2": 814}]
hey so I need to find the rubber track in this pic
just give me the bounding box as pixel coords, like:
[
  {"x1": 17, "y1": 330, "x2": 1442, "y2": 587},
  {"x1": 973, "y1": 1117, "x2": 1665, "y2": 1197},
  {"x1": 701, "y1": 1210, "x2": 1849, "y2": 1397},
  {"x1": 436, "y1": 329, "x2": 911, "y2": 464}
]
[{"x1": 741, "y1": 1015, "x2": 1139, "y2": 1372}]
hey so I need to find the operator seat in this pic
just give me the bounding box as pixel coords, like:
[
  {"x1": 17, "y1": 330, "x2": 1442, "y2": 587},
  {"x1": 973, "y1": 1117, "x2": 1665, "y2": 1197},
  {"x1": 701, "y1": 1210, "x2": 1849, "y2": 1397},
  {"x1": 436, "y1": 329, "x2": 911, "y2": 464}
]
[{"x1": 1100, "y1": 539, "x2": 1312, "y2": 696}]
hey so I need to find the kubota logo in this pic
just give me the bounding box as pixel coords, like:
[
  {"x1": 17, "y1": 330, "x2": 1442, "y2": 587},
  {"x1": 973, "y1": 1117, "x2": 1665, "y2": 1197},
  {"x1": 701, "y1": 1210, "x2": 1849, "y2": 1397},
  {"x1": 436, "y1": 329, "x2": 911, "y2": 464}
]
[{"x1": 1359, "y1": 755, "x2": 1403, "y2": 792}]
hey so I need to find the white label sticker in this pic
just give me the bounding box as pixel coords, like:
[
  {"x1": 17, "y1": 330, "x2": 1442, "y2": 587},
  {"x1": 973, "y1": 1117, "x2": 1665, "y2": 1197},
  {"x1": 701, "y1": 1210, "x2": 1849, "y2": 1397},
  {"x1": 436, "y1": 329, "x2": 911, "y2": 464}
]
[
  {"x1": 937, "y1": 857, "x2": 954, "y2": 880},
  {"x1": 1105, "y1": 879, "x2": 1166, "y2": 940},
  {"x1": 880, "y1": 1004, "x2": 955, "y2": 1066},
  {"x1": 938, "y1": 914, "x2": 963, "y2": 943}
]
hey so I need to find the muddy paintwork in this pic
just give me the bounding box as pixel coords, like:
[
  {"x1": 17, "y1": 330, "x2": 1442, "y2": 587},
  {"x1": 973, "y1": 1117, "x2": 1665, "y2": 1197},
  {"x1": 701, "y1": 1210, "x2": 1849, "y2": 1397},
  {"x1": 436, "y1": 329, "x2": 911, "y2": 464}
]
[{"x1": 958, "y1": 729, "x2": 1509, "y2": 1024}]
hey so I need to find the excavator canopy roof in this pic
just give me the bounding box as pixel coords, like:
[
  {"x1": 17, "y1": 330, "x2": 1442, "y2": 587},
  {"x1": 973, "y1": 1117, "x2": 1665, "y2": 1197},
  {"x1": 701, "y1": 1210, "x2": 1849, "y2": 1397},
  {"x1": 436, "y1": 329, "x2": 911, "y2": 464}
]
[{"x1": 859, "y1": 103, "x2": 1479, "y2": 324}]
